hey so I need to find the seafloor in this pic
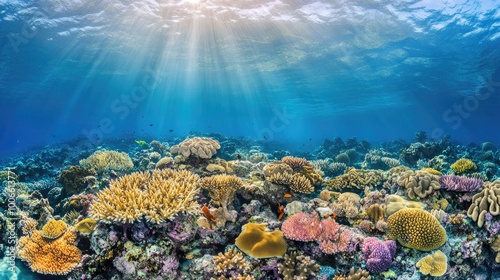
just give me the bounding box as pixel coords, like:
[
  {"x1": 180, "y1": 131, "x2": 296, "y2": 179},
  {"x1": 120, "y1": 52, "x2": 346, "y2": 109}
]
[{"x1": 1, "y1": 132, "x2": 500, "y2": 280}]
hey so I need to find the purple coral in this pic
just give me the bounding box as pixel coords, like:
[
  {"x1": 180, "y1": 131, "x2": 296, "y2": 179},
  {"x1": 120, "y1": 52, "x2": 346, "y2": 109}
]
[
  {"x1": 439, "y1": 175, "x2": 483, "y2": 192},
  {"x1": 361, "y1": 237, "x2": 396, "y2": 274}
]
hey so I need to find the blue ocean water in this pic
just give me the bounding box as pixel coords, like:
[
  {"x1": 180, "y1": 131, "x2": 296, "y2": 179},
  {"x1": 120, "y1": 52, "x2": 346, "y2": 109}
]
[{"x1": 1, "y1": 0, "x2": 500, "y2": 155}]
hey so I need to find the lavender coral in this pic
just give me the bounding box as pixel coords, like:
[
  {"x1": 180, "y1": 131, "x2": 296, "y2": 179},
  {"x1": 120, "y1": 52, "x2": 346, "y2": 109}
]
[
  {"x1": 361, "y1": 237, "x2": 396, "y2": 274},
  {"x1": 439, "y1": 175, "x2": 483, "y2": 192}
]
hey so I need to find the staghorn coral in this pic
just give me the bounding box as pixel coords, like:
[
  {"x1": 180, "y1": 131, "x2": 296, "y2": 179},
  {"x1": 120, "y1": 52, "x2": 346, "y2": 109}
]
[
  {"x1": 396, "y1": 170, "x2": 440, "y2": 199},
  {"x1": 385, "y1": 194, "x2": 424, "y2": 216},
  {"x1": 90, "y1": 169, "x2": 200, "y2": 224},
  {"x1": 278, "y1": 251, "x2": 320, "y2": 280},
  {"x1": 440, "y1": 175, "x2": 483, "y2": 192},
  {"x1": 467, "y1": 180, "x2": 500, "y2": 227},
  {"x1": 40, "y1": 219, "x2": 68, "y2": 239},
  {"x1": 17, "y1": 228, "x2": 82, "y2": 275},
  {"x1": 201, "y1": 174, "x2": 243, "y2": 223},
  {"x1": 416, "y1": 250, "x2": 448, "y2": 277},
  {"x1": 235, "y1": 222, "x2": 287, "y2": 258},
  {"x1": 213, "y1": 247, "x2": 252, "y2": 278},
  {"x1": 326, "y1": 168, "x2": 382, "y2": 190},
  {"x1": 170, "y1": 137, "x2": 220, "y2": 159},
  {"x1": 79, "y1": 150, "x2": 133, "y2": 174},
  {"x1": 281, "y1": 156, "x2": 312, "y2": 171},
  {"x1": 267, "y1": 173, "x2": 314, "y2": 194},
  {"x1": 451, "y1": 158, "x2": 477, "y2": 174},
  {"x1": 387, "y1": 208, "x2": 447, "y2": 251}
]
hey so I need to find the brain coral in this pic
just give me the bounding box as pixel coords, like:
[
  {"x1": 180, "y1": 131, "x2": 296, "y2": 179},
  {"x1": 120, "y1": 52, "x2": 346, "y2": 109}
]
[
  {"x1": 450, "y1": 158, "x2": 477, "y2": 174},
  {"x1": 90, "y1": 169, "x2": 200, "y2": 224},
  {"x1": 416, "y1": 250, "x2": 448, "y2": 276},
  {"x1": 467, "y1": 180, "x2": 500, "y2": 227},
  {"x1": 170, "y1": 137, "x2": 220, "y2": 159},
  {"x1": 387, "y1": 208, "x2": 447, "y2": 251},
  {"x1": 235, "y1": 222, "x2": 287, "y2": 258},
  {"x1": 17, "y1": 229, "x2": 82, "y2": 275}
]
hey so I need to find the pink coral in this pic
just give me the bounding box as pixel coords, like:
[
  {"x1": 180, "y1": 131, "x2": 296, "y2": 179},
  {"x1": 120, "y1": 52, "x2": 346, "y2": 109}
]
[{"x1": 281, "y1": 213, "x2": 321, "y2": 242}]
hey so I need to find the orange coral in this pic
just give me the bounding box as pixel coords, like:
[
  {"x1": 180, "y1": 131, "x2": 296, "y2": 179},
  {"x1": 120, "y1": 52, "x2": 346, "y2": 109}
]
[
  {"x1": 17, "y1": 229, "x2": 82, "y2": 275},
  {"x1": 40, "y1": 219, "x2": 68, "y2": 239}
]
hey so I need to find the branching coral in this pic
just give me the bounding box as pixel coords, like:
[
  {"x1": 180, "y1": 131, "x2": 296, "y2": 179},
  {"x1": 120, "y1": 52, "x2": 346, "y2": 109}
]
[
  {"x1": 201, "y1": 174, "x2": 243, "y2": 223},
  {"x1": 213, "y1": 247, "x2": 252, "y2": 278},
  {"x1": 267, "y1": 173, "x2": 314, "y2": 194},
  {"x1": 235, "y1": 223, "x2": 287, "y2": 258},
  {"x1": 79, "y1": 150, "x2": 133, "y2": 174},
  {"x1": 396, "y1": 170, "x2": 440, "y2": 199},
  {"x1": 439, "y1": 175, "x2": 483, "y2": 192},
  {"x1": 387, "y1": 208, "x2": 447, "y2": 251},
  {"x1": 278, "y1": 251, "x2": 320, "y2": 280},
  {"x1": 281, "y1": 156, "x2": 312, "y2": 171},
  {"x1": 467, "y1": 180, "x2": 500, "y2": 227},
  {"x1": 90, "y1": 169, "x2": 200, "y2": 224},
  {"x1": 170, "y1": 137, "x2": 220, "y2": 159},
  {"x1": 416, "y1": 250, "x2": 447, "y2": 276},
  {"x1": 451, "y1": 158, "x2": 477, "y2": 174},
  {"x1": 326, "y1": 168, "x2": 382, "y2": 190},
  {"x1": 17, "y1": 228, "x2": 82, "y2": 275}
]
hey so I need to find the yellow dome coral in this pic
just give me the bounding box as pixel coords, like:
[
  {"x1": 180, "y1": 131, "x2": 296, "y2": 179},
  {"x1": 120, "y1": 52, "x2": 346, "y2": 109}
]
[
  {"x1": 40, "y1": 219, "x2": 68, "y2": 240},
  {"x1": 235, "y1": 223, "x2": 287, "y2": 258},
  {"x1": 387, "y1": 208, "x2": 446, "y2": 251},
  {"x1": 17, "y1": 229, "x2": 82, "y2": 275},
  {"x1": 451, "y1": 158, "x2": 477, "y2": 174},
  {"x1": 74, "y1": 218, "x2": 97, "y2": 234},
  {"x1": 416, "y1": 250, "x2": 448, "y2": 276}
]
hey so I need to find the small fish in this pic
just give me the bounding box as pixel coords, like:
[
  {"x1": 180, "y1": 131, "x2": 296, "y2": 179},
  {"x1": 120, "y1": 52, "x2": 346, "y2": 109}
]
[
  {"x1": 149, "y1": 124, "x2": 153, "y2": 127},
  {"x1": 236, "y1": 154, "x2": 241, "y2": 160},
  {"x1": 284, "y1": 193, "x2": 292, "y2": 198},
  {"x1": 169, "y1": 129, "x2": 174, "y2": 132}
]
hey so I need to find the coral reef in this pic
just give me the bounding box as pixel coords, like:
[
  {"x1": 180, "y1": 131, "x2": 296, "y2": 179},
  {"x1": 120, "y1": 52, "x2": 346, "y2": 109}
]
[
  {"x1": 361, "y1": 237, "x2": 396, "y2": 274},
  {"x1": 201, "y1": 174, "x2": 243, "y2": 224},
  {"x1": 79, "y1": 150, "x2": 134, "y2": 174},
  {"x1": 416, "y1": 250, "x2": 447, "y2": 277},
  {"x1": 213, "y1": 247, "x2": 253, "y2": 279},
  {"x1": 278, "y1": 251, "x2": 320, "y2": 280},
  {"x1": 90, "y1": 169, "x2": 200, "y2": 223},
  {"x1": 395, "y1": 170, "x2": 440, "y2": 199},
  {"x1": 326, "y1": 168, "x2": 383, "y2": 190},
  {"x1": 467, "y1": 180, "x2": 500, "y2": 227},
  {"x1": 387, "y1": 208, "x2": 447, "y2": 251},
  {"x1": 170, "y1": 137, "x2": 221, "y2": 159},
  {"x1": 235, "y1": 223, "x2": 287, "y2": 258},
  {"x1": 440, "y1": 175, "x2": 483, "y2": 192}
]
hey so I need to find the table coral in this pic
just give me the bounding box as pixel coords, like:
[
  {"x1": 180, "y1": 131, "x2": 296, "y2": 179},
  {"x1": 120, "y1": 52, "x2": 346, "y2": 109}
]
[
  {"x1": 361, "y1": 237, "x2": 396, "y2": 274},
  {"x1": 17, "y1": 228, "x2": 82, "y2": 275},
  {"x1": 467, "y1": 180, "x2": 500, "y2": 228},
  {"x1": 281, "y1": 156, "x2": 312, "y2": 171},
  {"x1": 235, "y1": 222, "x2": 287, "y2": 258},
  {"x1": 416, "y1": 250, "x2": 447, "y2": 276},
  {"x1": 387, "y1": 208, "x2": 447, "y2": 251},
  {"x1": 170, "y1": 137, "x2": 220, "y2": 159},
  {"x1": 90, "y1": 169, "x2": 200, "y2": 224}
]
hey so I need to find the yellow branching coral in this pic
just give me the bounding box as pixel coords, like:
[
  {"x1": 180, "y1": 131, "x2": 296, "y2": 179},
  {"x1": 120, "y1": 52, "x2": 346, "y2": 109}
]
[
  {"x1": 90, "y1": 169, "x2": 201, "y2": 224},
  {"x1": 74, "y1": 218, "x2": 97, "y2": 234},
  {"x1": 396, "y1": 170, "x2": 440, "y2": 199},
  {"x1": 235, "y1": 223, "x2": 287, "y2": 258},
  {"x1": 213, "y1": 247, "x2": 252, "y2": 277},
  {"x1": 267, "y1": 173, "x2": 314, "y2": 194},
  {"x1": 387, "y1": 208, "x2": 447, "y2": 251},
  {"x1": 451, "y1": 158, "x2": 477, "y2": 174},
  {"x1": 326, "y1": 168, "x2": 382, "y2": 190},
  {"x1": 298, "y1": 165, "x2": 323, "y2": 185},
  {"x1": 170, "y1": 137, "x2": 220, "y2": 159},
  {"x1": 467, "y1": 180, "x2": 500, "y2": 227},
  {"x1": 17, "y1": 229, "x2": 82, "y2": 275},
  {"x1": 416, "y1": 250, "x2": 448, "y2": 276},
  {"x1": 40, "y1": 219, "x2": 68, "y2": 240},
  {"x1": 421, "y1": 168, "x2": 442, "y2": 176},
  {"x1": 79, "y1": 150, "x2": 133, "y2": 174},
  {"x1": 201, "y1": 174, "x2": 243, "y2": 224}
]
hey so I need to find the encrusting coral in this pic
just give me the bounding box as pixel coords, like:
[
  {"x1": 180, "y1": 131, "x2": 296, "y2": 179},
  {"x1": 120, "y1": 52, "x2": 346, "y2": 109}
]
[
  {"x1": 79, "y1": 150, "x2": 133, "y2": 174},
  {"x1": 170, "y1": 137, "x2": 220, "y2": 159},
  {"x1": 17, "y1": 227, "x2": 82, "y2": 275},
  {"x1": 396, "y1": 170, "x2": 440, "y2": 199},
  {"x1": 450, "y1": 158, "x2": 477, "y2": 174},
  {"x1": 467, "y1": 180, "x2": 500, "y2": 227},
  {"x1": 387, "y1": 208, "x2": 447, "y2": 251},
  {"x1": 90, "y1": 169, "x2": 201, "y2": 224},
  {"x1": 416, "y1": 250, "x2": 448, "y2": 277},
  {"x1": 235, "y1": 222, "x2": 287, "y2": 258},
  {"x1": 278, "y1": 251, "x2": 320, "y2": 280}
]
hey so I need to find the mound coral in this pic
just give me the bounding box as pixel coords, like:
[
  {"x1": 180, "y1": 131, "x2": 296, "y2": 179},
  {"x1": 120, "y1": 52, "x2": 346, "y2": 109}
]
[
  {"x1": 40, "y1": 219, "x2": 68, "y2": 239},
  {"x1": 330, "y1": 192, "x2": 361, "y2": 219},
  {"x1": 439, "y1": 175, "x2": 483, "y2": 192},
  {"x1": 170, "y1": 137, "x2": 220, "y2": 159},
  {"x1": 79, "y1": 150, "x2": 133, "y2": 174},
  {"x1": 90, "y1": 169, "x2": 200, "y2": 224},
  {"x1": 235, "y1": 223, "x2": 287, "y2": 258},
  {"x1": 396, "y1": 170, "x2": 440, "y2": 199},
  {"x1": 278, "y1": 251, "x2": 320, "y2": 280},
  {"x1": 361, "y1": 237, "x2": 396, "y2": 274},
  {"x1": 385, "y1": 194, "x2": 424, "y2": 216},
  {"x1": 450, "y1": 158, "x2": 477, "y2": 174},
  {"x1": 467, "y1": 180, "x2": 500, "y2": 227},
  {"x1": 387, "y1": 208, "x2": 447, "y2": 251},
  {"x1": 17, "y1": 228, "x2": 82, "y2": 275},
  {"x1": 326, "y1": 168, "x2": 382, "y2": 190},
  {"x1": 416, "y1": 250, "x2": 447, "y2": 276}
]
